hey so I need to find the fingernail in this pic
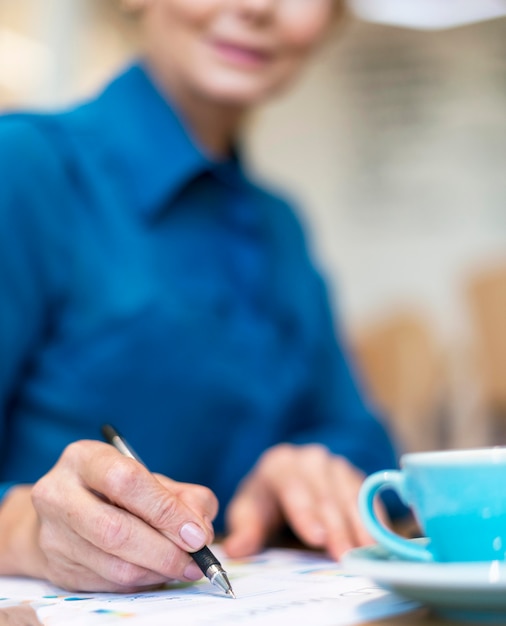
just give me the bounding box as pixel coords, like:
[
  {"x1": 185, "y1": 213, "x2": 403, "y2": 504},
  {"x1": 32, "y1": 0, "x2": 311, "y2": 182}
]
[
  {"x1": 183, "y1": 562, "x2": 203, "y2": 581},
  {"x1": 180, "y1": 522, "x2": 207, "y2": 550}
]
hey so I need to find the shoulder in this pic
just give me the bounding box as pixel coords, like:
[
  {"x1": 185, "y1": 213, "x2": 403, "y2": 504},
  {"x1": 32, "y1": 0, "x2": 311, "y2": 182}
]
[
  {"x1": 0, "y1": 112, "x2": 58, "y2": 154},
  {"x1": 0, "y1": 113, "x2": 74, "y2": 279},
  {"x1": 0, "y1": 81, "x2": 108, "y2": 182},
  {"x1": 0, "y1": 113, "x2": 70, "y2": 196},
  {"x1": 0, "y1": 112, "x2": 75, "y2": 225}
]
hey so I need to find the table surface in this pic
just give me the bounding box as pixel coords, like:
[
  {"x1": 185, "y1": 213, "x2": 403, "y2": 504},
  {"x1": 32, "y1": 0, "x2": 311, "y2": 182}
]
[
  {"x1": 0, "y1": 523, "x2": 487, "y2": 626},
  {"x1": 0, "y1": 606, "x2": 483, "y2": 625}
]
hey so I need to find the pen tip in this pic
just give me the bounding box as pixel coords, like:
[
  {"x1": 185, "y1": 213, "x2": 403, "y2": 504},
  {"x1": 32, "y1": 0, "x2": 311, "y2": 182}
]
[{"x1": 210, "y1": 569, "x2": 236, "y2": 598}]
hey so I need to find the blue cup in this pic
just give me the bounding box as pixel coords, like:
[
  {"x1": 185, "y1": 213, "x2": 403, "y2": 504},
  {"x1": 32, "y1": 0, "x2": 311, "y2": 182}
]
[{"x1": 359, "y1": 447, "x2": 506, "y2": 563}]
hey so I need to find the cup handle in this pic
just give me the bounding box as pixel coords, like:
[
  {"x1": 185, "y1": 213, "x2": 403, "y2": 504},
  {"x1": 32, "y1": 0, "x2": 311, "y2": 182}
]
[{"x1": 359, "y1": 470, "x2": 433, "y2": 562}]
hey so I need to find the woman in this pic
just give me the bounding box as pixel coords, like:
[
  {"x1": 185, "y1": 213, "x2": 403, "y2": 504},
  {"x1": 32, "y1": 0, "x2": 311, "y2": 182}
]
[{"x1": 0, "y1": 0, "x2": 401, "y2": 593}]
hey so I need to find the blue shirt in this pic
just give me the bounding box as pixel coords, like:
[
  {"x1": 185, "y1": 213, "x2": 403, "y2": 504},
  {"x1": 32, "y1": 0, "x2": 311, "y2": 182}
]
[{"x1": 0, "y1": 63, "x2": 401, "y2": 529}]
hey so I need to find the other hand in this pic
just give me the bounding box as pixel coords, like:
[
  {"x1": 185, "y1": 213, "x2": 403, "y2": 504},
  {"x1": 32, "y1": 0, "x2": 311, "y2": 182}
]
[{"x1": 223, "y1": 443, "x2": 387, "y2": 560}]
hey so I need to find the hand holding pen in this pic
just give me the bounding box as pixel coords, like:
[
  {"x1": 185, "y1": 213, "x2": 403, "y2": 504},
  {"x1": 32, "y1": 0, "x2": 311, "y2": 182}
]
[
  {"x1": 25, "y1": 434, "x2": 224, "y2": 593},
  {"x1": 102, "y1": 424, "x2": 235, "y2": 598}
]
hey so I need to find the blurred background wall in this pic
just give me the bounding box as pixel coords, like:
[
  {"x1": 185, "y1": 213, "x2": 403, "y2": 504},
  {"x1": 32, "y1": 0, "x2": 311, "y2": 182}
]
[{"x1": 2, "y1": 0, "x2": 506, "y2": 454}]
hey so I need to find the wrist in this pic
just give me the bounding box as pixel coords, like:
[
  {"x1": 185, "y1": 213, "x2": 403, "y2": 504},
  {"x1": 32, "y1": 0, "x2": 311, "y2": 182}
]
[{"x1": 0, "y1": 484, "x2": 47, "y2": 579}]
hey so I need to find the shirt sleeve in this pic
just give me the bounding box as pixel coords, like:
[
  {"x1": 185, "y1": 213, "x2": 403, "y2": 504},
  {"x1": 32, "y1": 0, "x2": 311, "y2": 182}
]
[
  {"x1": 262, "y1": 190, "x2": 406, "y2": 518},
  {"x1": 288, "y1": 272, "x2": 396, "y2": 465},
  {"x1": 287, "y1": 272, "x2": 407, "y2": 518},
  {"x1": 0, "y1": 116, "x2": 68, "y2": 475}
]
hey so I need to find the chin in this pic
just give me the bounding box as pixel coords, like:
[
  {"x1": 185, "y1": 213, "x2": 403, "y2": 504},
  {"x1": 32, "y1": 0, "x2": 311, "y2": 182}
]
[{"x1": 197, "y1": 72, "x2": 293, "y2": 108}]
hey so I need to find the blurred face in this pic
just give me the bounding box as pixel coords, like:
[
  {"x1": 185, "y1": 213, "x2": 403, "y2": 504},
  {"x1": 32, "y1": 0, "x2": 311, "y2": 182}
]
[{"x1": 139, "y1": 0, "x2": 338, "y2": 107}]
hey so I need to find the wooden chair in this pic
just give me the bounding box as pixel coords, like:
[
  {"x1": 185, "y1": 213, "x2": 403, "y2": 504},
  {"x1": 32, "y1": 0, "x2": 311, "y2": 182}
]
[{"x1": 351, "y1": 310, "x2": 447, "y2": 453}]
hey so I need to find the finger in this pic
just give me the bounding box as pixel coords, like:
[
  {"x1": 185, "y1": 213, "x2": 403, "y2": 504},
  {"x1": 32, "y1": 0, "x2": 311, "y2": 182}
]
[
  {"x1": 259, "y1": 445, "x2": 334, "y2": 548},
  {"x1": 319, "y1": 463, "x2": 364, "y2": 559},
  {"x1": 36, "y1": 478, "x2": 203, "y2": 584},
  {"x1": 223, "y1": 478, "x2": 281, "y2": 558},
  {"x1": 65, "y1": 442, "x2": 213, "y2": 552},
  {"x1": 51, "y1": 556, "x2": 165, "y2": 593},
  {"x1": 327, "y1": 459, "x2": 380, "y2": 550},
  {"x1": 277, "y1": 477, "x2": 329, "y2": 547},
  {"x1": 43, "y1": 541, "x2": 164, "y2": 593},
  {"x1": 258, "y1": 447, "x2": 360, "y2": 557},
  {"x1": 155, "y1": 476, "x2": 219, "y2": 524},
  {"x1": 41, "y1": 523, "x2": 202, "y2": 592},
  {"x1": 288, "y1": 450, "x2": 366, "y2": 551}
]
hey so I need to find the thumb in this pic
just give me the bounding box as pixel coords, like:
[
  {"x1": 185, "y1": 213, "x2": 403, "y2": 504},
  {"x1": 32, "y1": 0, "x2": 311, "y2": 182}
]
[{"x1": 222, "y1": 477, "x2": 281, "y2": 558}]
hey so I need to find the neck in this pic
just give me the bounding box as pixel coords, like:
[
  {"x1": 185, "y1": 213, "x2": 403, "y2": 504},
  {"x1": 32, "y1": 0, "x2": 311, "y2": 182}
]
[
  {"x1": 144, "y1": 58, "x2": 246, "y2": 159},
  {"x1": 175, "y1": 93, "x2": 245, "y2": 159}
]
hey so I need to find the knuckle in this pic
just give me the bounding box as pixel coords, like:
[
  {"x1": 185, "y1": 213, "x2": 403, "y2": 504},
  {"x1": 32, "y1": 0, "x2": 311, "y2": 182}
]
[
  {"x1": 331, "y1": 454, "x2": 351, "y2": 472},
  {"x1": 95, "y1": 511, "x2": 132, "y2": 552},
  {"x1": 193, "y1": 483, "x2": 215, "y2": 503},
  {"x1": 198, "y1": 485, "x2": 219, "y2": 512},
  {"x1": 148, "y1": 493, "x2": 180, "y2": 530},
  {"x1": 304, "y1": 443, "x2": 329, "y2": 461},
  {"x1": 31, "y1": 478, "x2": 48, "y2": 507},
  {"x1": 263, "y1": 443, "x2": 295, "y2": 468},
  {"x1": 102, "y1": 458, "x2": 139, "y2": 500},
  {"x1": 60, "y1": 440, "x2": 89, "y2": 464},
  {"x1": 31, "y1": 476, "x2": 58, "y2": 511}
]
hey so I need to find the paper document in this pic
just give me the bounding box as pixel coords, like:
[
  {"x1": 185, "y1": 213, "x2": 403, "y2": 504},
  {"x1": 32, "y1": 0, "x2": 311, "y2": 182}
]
[{"x1": 0, "y1": 547, "x2": 417, "y2": 625}]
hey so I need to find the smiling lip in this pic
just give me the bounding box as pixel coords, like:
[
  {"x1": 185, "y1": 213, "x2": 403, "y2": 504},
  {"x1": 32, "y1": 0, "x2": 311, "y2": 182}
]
[{"x1": 210, "y1": 39, "x2": 273, "y2": 69}]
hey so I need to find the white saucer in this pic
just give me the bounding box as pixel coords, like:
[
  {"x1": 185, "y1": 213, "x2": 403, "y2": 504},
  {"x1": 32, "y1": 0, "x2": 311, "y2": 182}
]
[{"x1": 341, "y1": 539, "x2": 506, "y2": 623}]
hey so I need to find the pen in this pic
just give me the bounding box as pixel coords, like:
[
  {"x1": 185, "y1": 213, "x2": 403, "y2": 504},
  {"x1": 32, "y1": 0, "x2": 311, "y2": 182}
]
[{"x1": 101, "y1": 424, "x2": 236, "y2": 599}]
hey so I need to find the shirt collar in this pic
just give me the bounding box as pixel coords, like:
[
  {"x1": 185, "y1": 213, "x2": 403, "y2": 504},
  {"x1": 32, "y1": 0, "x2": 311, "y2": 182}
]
[{"x1": 85, "y1": 62, "x2": 247, "y2": 218}]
